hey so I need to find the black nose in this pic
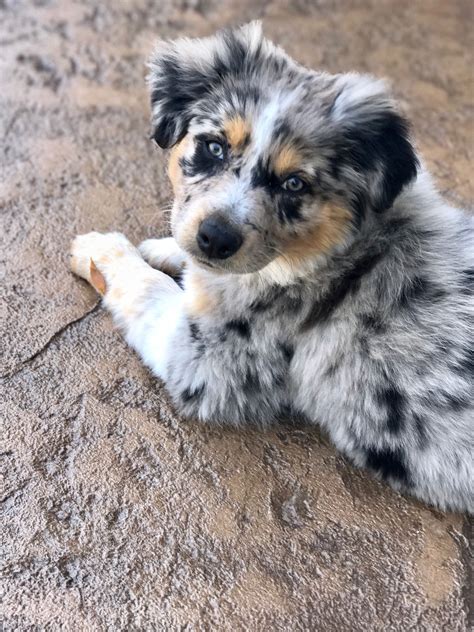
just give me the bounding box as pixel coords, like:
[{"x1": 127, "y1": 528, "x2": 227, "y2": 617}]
[{"x1": 197, "y1": 217, "x2": 243, "y2": 260}]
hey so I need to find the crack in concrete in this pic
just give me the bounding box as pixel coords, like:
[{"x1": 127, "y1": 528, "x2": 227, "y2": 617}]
[{"x1": 0, "y1": 302, "x2": 101, "y2": 380}]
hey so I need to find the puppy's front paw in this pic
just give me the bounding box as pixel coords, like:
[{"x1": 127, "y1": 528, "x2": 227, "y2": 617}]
[
  {"x1": 138, "y1": 237, "x2": 187, "y2": 276},
  {"x1": 70, "y1": 232, "x2": 137, "y2": 292}
]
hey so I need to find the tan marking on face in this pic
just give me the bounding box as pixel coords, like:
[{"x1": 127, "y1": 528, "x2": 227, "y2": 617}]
[
  {"x1": 273, "y1": 144, "x2": 304, "y2": 177},
  {"x1": 185, "y1": 269, "x2": 218, "y2": 317},
  {"x1": 168, "y1": 135, "x2": 190, "y2": 193},
  {"x1": 224, "y1": 116, "x2": 251, "y2": 150},
  {"x1": 282, "y1": 203, "x2": 352, "y2": 263}
]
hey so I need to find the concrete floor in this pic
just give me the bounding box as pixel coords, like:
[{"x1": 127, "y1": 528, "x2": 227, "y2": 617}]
[{"x1": 1, "y1": 1, "x2": 472, "y2": 630}]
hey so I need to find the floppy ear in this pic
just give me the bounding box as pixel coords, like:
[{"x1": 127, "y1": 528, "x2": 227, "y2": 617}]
[
  {"x1": 330, "y1": 75, "x2": 419, "y2": 218},
  {"x1": 147, "y1": 22, "x2": 265, "y2": 149}
]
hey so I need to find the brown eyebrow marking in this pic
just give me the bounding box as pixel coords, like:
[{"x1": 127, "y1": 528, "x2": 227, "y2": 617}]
[
  {"x1": 273, "y1": 144, "x2": 304, "y2": 177},
  {"x1": 224, "y1": 116, "x2": 251, "y2": 150}
]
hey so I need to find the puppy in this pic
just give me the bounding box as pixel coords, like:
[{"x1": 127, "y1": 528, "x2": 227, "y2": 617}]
[{"x1": 71, "y1": 22, "x2": 473, "y2": 513}]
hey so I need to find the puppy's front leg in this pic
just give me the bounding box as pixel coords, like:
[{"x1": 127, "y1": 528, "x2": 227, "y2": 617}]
[
  {"x1": 70, "y1": 231, "x2": 184, "y2": 377},
  {"x1": 71, "y1": 232, "x2": 285, "y2": 425},
  {"x1": 138, "y1": 236, "x2": 188, "y2": 277}
]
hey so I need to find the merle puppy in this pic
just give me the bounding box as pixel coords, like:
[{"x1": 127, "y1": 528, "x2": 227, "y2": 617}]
[{"x1": 71, "y1": 23, "x2": 473, "y2": 512}]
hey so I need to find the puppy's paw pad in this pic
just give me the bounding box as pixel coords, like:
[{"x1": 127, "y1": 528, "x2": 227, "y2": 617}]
[{"x1": 138, "y1": 237, "x2": 187, "y2": 275}]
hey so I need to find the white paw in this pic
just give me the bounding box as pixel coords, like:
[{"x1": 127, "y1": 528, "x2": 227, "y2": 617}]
[
  {"x1": 70, "y1": 231, "x2": 137, "y2": 282},
  {"x1": 138, "y1": 237, "x2": 187, "y2": 276}
]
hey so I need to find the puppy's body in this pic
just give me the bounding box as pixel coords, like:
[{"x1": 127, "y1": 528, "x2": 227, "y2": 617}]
[{"x1": 71, "y1": 24, "x2": 473, "y2": 512}]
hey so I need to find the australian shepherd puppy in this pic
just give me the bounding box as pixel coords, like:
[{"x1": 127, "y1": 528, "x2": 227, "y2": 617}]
[{"x1": 71, "y1": 23, "x2": 473, "y2": 512}]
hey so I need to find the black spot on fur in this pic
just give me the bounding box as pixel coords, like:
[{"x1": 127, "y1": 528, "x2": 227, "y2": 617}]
[
  {"x1": 189, "y1": 321, "x2": 201, "y2": 341},
  {"x1": 276, "y1": 403, "x2": 295, "y2": 422},
  {"x1": 276, "y1": 194, "x2": 305, "y2": 223},
  {"x1": 461, "y1": 268, "x2": 474, "y2": 294},
  {"x1": 226, "y1": 319, "x2": 250, "y2": 339},
  {"x1": 385, "y1": 216, "x2": 411, "y2": 235},
  {"x1": 324, "y1": 357, "x2": 342, "y2": 377},
  {"x1": 376, "y1": 385, "x2": 405, "y2": 434},
  {"x1": 233, "y1": 166, "x2": 241, "y2": 178},
  {"x1": 348, "y1": 189, "x2": 367, "y2": 227},
  {"x1": 286, "y1": 294, "x2": 304, "y2": 312},
  {"x1": 189, "y1": 322, "x2": 205, "y2": 356},
  {"x1": 279, "y1": 342, "x2": 294, "y2": 363},
  {"x1": 250, "y1": 158, "x2": 273, "y2": 189},
  {"x1": 220, "y1": 84, "x2": 261, "y2": 108},
  {"x1": 250, "y1": 285, "x2": 303, "y2": 313},
  {"x1": 365, "y1": 447, "x2": 411, "y2": 485},
  {"x1": 272, "y1": 120, "x2": 292, "y2": 143},
  {"x1": 361, "y1": 312, "x2": 386, "y2": 333},
  {"x1": 398, "y1": 276, "x2": 446, "y2": 309},
  {"x1": 423, "y1": 389, "x2": 470, "y2": 412},
  {"x1": 250, "y1": 298, "x2": 271, "y2": 312},
  {"x1": 181, "y1": 384, "x2": 205, "y2": 404},
  {"x1": 413, "y1": 414, "x2": 428, "y2": 449},
  {"x1": 301, "y1": 251, "x2": 383, "y2": 329},
  {"x1": 243, "y1": 368, "x2": 260, "y2": 396},
  {"x1": 444, "y1": 392, "x2": 470, "y2": 412},
  {"x1": 358, "y1": 335, "x2": 370, "y2": 356},
  {"x1": 272, "y1": 371, "x2": 286, "y2": 389},
  {"x1": 453, "y1": 346, "x2": 474, "y2": 378},
  {"x1": 329, "y1": 157, "x2": 344, "y2": 184}
]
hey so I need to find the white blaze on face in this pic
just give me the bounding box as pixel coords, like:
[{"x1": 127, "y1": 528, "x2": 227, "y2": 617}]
[{"x1": 252, "y1": 97, "x2": 282, "y2": 151}]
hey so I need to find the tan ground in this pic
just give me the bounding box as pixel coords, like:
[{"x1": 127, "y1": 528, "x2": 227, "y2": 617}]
[{"x1": 1, "y1": 1, "x2": 473, "y2": 630}]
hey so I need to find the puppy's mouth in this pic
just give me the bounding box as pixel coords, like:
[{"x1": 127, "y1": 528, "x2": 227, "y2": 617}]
[
  {"x1": 190, "y1": 249, "x2": 273, "y2": 276},
  {"x1": 192, "y1": 253, "x2": 239, "y2": 274},
  {"x1": 194, "y1": 257, "x2": 217, "y2": 269}
]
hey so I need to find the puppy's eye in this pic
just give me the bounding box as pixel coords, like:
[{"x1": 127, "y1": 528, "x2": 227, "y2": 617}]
[
  {"x1": 281, "y1": 175, "x2": 305, "y2": 193},
  {"x1": 206, "y1": 141, "x2": 224, "y2": 160}
]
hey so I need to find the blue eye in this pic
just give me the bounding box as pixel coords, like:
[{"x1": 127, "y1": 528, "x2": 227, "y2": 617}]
[
  {"x1": 207, "y1": 140, "x2": 224, "y2": 159},
  {"x1": 282, "y1": 175, "x2": 305, "y2": 192}
]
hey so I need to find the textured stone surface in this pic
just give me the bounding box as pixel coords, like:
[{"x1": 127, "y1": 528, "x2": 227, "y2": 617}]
[{"x1": 1, "y1": 1, "x2": 472, "y2": 630}]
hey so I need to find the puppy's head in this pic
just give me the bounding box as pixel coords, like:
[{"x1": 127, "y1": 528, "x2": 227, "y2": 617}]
[{"x1": 148, "y1": 22, "x2": 418, "y2": 274}]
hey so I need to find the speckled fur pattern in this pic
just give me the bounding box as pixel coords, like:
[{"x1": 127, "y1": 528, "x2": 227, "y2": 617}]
[{"x1": 71, "y1": 23, "x2": 473, "y2": 513}]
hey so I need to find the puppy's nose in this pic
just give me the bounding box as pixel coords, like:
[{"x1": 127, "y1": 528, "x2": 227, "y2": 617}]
[{"x1": 197, "y1": 217, "x2": 243, "y2": 260}]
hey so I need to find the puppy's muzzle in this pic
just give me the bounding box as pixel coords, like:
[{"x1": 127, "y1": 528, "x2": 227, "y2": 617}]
[{"x1": 197, "y1": 216, "x2": 243, "y2": 260}]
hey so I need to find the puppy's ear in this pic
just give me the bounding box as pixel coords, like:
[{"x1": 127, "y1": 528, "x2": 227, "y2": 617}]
[
  {"x1": 330, "y1": 75, "x2": 419, "y2": 218},
  {"x1": 147, "y1": 22, "x2": 265, "y2": 149}
]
